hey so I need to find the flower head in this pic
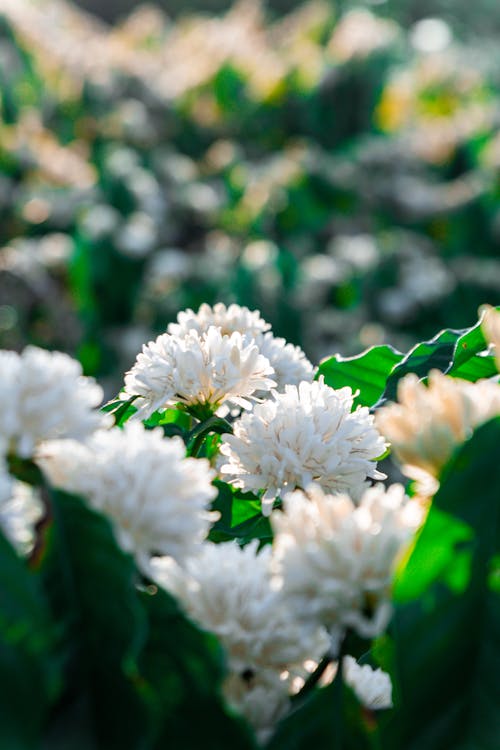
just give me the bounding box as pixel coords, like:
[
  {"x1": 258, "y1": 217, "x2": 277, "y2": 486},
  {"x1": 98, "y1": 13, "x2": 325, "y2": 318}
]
[
  {"x1": 124, "y1": 326, "x2": 275, "y2": 420},
  {"x1": 168, "y1": 302, "x2": 271, "y2": 338},
  {"x1": 376, "y1": 370, "x2": 500, "y2": 489},
  {"x1": 0, "y1": 346, "x2": 106, "y2": 458},
  {"x1": 38, "y1": 422, "x2": 217, "y2": 572},
  {"x1": 343, "y1": 656, "x2": 393, "y2": 710},
  {"x1": 152, "y1": 540, "x2": 329, "y2": 677},
  {"x1": 272, "y1": 483, "x2": 421, "y2": 639},
  {"x1": 223, "y1": 671, "x2": 290, "y2": 745},
  {"x1": 219, "y1": 378, "x2": 386, "y2": 514}
]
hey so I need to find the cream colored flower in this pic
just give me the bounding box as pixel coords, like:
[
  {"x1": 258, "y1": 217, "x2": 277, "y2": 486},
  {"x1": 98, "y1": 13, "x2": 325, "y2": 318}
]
[
  {"x1": 167, "y1": 302, "x2": 271, "y2": 338},
  {"x1": 124, "y1": 326, "x2": 275, "y2": 419},
  {"x1": 481, "y1": 305, "x2": 500, "y2": 372},
  {"x1": 272, "y1": 483, "x2": 421, "y2": 640},
  {"x1": 38, "y1": 422, "x2": 217, "y2": 572},
  {"x1": 219, "y1": 378, "x2": 386, "y2": 515},
  {"x1": 0, "y1": 346, "x2": 106, "y2": 458},
  {"x1": 343, "y1": 656, "x2": 393, "y2": 710},
  {"x1": 376, "y1": 369, "x2": 500, "y2": 489}
]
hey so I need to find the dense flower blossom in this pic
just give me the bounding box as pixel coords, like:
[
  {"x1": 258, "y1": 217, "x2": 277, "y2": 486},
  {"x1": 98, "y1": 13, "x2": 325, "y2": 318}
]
[
  {"x1": 271, "y1": 483, "x2": 421, "y2": 640},
  {"x1": 0, "y1": 346, "x2": 106, "y2": 458},
  {"x1": 152, "y1": 540, "x2": 329, "y2": 677},
  {"x1": 38, "y1": 422, "x2": 217, "y2": 571},
  {"x1": 219, "y1": 378, "x2": 386, "y2": 515},
  {"x1": 167, "y1": 302, "x2": 271, "y2": 338},
  {"x1": 153, "y1": 540, "x2": 328, "y2": 738},
  {"x1": 123, "y1": 326, "x2": 275, "y2": 419},
  {"x1": 343, "y1": 656, "x2": 393, "y2": 710},
  {"x1": 168, "y1": 302, "x2": 314, "y2": 392},
  {"x1": 376, "y1": 369, "x2": 500, "y2": 490}
]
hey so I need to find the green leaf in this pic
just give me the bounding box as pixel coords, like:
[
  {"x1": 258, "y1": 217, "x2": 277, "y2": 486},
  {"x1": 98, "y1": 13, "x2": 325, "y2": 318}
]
[
  {"x1": 385, "y1": 418, "x2": 500, "y2": 750},
  {"x1": 39, "y1": 489, "x2": 151, "y2": 749},
  {"x1": 266, "y1": 668, "x2": 379, "y2": 750},
  {"x1": 266, "y1": 676, "x2": 342, "y2": 750},
  {"x1": 0, "y1": 531, "x2": 59, "y2": 749},
  {"x1": 187, "y1": 416, "x2": 233, "y2": 457},
  {"x1": 102, "y1": 395, "x2": 139, "y2": 426},
  {"x1": 381, "y1": 328, "x2": 461, "y2": 404},
  {"x1": 209, "y1": 482, "x2": 272, "y2": 545},
  {"x1": 138, "y1": 586, "x2": 257, "y2": 749},
  {"x1": 316, "y1": 346, "x2": 403, "y2": 408}
]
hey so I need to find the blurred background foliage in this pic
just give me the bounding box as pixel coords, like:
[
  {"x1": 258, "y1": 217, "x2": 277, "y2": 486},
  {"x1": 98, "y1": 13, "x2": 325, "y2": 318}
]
[{"x1": 1, "y1": 0, "x2": 500, "y2": 393}]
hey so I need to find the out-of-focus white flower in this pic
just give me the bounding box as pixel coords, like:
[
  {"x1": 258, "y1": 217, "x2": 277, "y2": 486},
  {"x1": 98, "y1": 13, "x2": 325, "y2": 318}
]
[
  {"x1": 124, "y1": 326, "x2": 275, "y2": 419},
  {"x1": 38, "y1": 422, "x2": 217, "y2": 572},
  {"x1": 0, "y1": 477, "x2": 43, "y2": 556},
  {"x1": 223, "y1": 670, "x2": 290, "y2": 745},
  {"x1": 168, "y1": 302, "x2": 271, "y2": 338},
  {"x1": 256, "y1": 332, "x2": 314, "y2": 391},
  {"x1": 482, "y1": 305, "x2": 500, "y2": 372},
  {"x1": 219, "y1": 379, "x2": 386, "y2": 515},
  {"x1": 0, "y1": 346, "x2": 106, "y2": 458},
  {"x1": 152, "y1": 540, "x2": 329, "y2": 677},
  {"x1": 343, "y1": 656, "x2": 393, "y2": 710},
  {"x1": 272, "y1": 483, "x2": 421, "y2": 640},
  {"x1": 376, "y1": 369, "x2": 500, "y2": 491}
]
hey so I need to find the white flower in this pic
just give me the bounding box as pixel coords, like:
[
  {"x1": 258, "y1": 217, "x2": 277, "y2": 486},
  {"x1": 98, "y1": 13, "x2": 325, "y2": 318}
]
[
  {"x1": 124, "y1": 326, "x2": 276, "y2": 420},
  {"x1": 219, "y1": 378, "x2": 386, "y2": 515},
  {"x1": 168, "y1": 302, "x2": 313, "y2": 393},
  {"x1": 256, "y1": 332, "x2": 314, "y2": 391},
  {"x1": 343, "y1": 656, "x2": 393, "y2": 710},
  {"x1": 152, "y1": 540, "x2": 329, "y2": 677},
  {"x1": 0, "y1": 346, "x2": 106, "y2": 458},
  {"x1": 167, "y1": 302, "x2": 271, "y2": 338},
  {"x1": 272, "y1": 483, "x2": 421, "y2": 640},
  {"x1": 37, "y1": 422, "x2": 217, "y2": 572},
  {"x1": 0, "y1": 477, "x2": 43, "y2": 556},
  {"x1": 223, "y1": 670, "x2": 290, "y2": 745},
  {"x1": 376, "y1": 369, "x2": 500, "y2": 490}
]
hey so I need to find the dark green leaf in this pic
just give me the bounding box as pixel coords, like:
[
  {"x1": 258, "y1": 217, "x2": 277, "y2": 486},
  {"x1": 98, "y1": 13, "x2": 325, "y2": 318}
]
[
  {"x1": 39, "y1": 489, "x2": 151, "y2": 749},
  {"x1": 385, "y1": 418, "x2": 500, "y2": 750},
  {"x1": 138, "y1": 586, "x2": 256, "y2": 750},
  {"x1": 0, "y1": 530, "x2": 59, "y2": 749}
]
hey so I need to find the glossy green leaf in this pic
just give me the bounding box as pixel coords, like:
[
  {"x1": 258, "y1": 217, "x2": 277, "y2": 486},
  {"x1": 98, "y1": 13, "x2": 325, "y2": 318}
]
[
  {"x1": 209, "y1": 482, "x2": 272, "y2": 545},
  {"x1": 316, "y1": 345, "x2": 403, "y2": 407}
]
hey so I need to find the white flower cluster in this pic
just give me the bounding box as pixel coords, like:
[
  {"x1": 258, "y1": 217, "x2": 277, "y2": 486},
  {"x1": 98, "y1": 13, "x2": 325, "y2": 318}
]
[
  {"x1": 152, "y1": 540, "x2": 330, "y2": 742},
  {"x1": 220, "y1": 378, "x2": 387, "y2": 515},
  {"x1": 124, "y1": 302, "x2": 314, "y2": 421},
  {"x1": 5, "y1": 303, "x2": 476, "y2": 744},
  {"x1": 271, "y1": 483, "x2": 421, "y2": 640},
  {"x1": 0, "y1": 346, "x2": 106, "y2": 458},
  {"x1": 39, "y1": 422, "x2": 217, "y2": 573}
]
